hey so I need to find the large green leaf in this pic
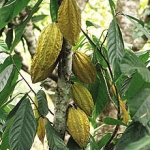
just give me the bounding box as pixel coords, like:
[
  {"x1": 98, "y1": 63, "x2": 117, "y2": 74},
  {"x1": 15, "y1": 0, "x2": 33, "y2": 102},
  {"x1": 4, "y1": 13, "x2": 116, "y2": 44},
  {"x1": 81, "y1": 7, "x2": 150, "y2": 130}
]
[
  {"x1": 125, "y1": 136, "x2": 150, "y2": 150},
  {"x1": 128, "y1": 88, "x2": 150, "y2": 126},
  {"x1": 103, "y1": 117, "x2": 127, "y2": 126},
  {"x1": 10, "y1": 0, "x2": 43, "y2": 52},
  {"x1": 107, "y1": 20, "x2": 124, "y2": 77},
  {"x1": 115, "y1": 122, "x2": 150, "y2": 150},
  {"x1": 67, "y1": 137, "x2": 83, "y2": 150},
  {"x1": 97, "y1": 133, "x2": 111, "y2": 149},
  {"x1": 9, "y1": 98, "x2": 36, "y2": 150},
  {"x1": 0, "y1": 64, "x2": 13, "y2": 92},
  {"x1": 0, "y1": 55, "x2": 22, "y2": 107},
  {"x1": 0, "y1": 39, "x2": 9, "y2": 52},
  {"x1": 120, "y1": 50, "x2": 150, "y2": 82},
  {"x1": 124, "y1": 73, "x2": 150, "y2": 99},
  {"x1": 0, "y1": 0, "x2": 30, "y2": 29},
  {"x1": 36, "y1": 90, "x2": 49, "y2": 117},
  {"x1": 1, "y1": 117, "x2": 14, "y2": 150},
  {"x1": 45, "y1": 118, "x2": 69, "y2": 150},
  {"x1": 89, "y1": 70, "x2": 109, "y2": 120},
  {"x1": 122, "y1": 14, "x2": 150, "y2": 39},
  {"x1": 50, "y1": 0, "x2": 59, "y2": 22}
]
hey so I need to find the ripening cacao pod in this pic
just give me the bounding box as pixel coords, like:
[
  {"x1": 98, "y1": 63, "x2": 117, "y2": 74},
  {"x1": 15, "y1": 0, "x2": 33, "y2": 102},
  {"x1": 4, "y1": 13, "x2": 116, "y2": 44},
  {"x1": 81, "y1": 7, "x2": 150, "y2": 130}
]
[
  {"x1": 72, "y1": 50, "x2": 97, "y2": 84},
  {"x1": 30, "y1": 22, "x2": 63, "y2": 83},
  {"x1": 71, "y1": 82, "x2": 94, "y2": 117},
  {"x1": 67, "y1": 106, "x2": 90, "y2": 148},
  {"x1": 58, "y1": 0, "x2": 81, "y2": 46}
]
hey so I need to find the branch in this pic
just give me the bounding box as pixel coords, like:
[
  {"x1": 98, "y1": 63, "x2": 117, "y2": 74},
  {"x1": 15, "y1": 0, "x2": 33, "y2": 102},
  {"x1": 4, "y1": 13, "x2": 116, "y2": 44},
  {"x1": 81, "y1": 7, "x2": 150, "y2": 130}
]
[{"x1": 53, "y1": 39, "x2": 72, "y2": 138}]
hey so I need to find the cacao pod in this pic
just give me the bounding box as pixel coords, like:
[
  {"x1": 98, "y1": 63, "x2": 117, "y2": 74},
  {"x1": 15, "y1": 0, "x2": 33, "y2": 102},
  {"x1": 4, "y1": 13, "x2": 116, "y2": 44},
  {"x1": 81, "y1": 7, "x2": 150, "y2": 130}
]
[
  {"x1": 72, "y1": 50, "x2": 97, "y2": 84},
  {"x1": 30, "y1": 22, "x2": 63, "y2": 83},
  {"x1": 71, "y1": 82, "x2": 94, "y2": 117},
  {"x1": 58, "y1": 0, "x2": 81, "y2": 46},
  {"x1": 67, "y1": 106, "x2": 90, "y2": 148}
]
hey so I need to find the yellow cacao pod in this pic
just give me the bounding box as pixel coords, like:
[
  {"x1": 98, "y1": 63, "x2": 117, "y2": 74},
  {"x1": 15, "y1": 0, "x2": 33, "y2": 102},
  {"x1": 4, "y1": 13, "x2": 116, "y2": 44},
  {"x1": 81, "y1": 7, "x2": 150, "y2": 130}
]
[
  {"x1": 71, "y1": 82, "x2": 94, "y2": 117},
  {"x1": 30, "y1": 22, "x2": 62, "y2": 83},
  {"x1": 67, "y1": 106, "x2": 90, "y2": 148},
  {"x1": 72, "y1": 50, "x2": 97, "y2": 84},
  {"x1": 58, "y1": 0, "x2": 81, "y2": 46}
]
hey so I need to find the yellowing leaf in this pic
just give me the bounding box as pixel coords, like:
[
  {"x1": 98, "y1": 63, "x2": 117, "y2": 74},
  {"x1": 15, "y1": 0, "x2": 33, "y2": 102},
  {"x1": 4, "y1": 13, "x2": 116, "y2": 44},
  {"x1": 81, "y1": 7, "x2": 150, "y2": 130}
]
[
  {"x1": 34, "y1": 96, "x2": 39, "y2": 118},
  {"x1": 58, "y1": 0, "x2": 81, "y2": 45},
  {"x1": 37, "y1": 117, "x2": 46, "y2": 144}
]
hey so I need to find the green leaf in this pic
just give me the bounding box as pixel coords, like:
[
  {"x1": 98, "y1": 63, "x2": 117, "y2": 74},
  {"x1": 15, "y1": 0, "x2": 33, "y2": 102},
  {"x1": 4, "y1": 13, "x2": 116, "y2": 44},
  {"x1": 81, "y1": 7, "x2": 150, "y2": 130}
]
[
  {"x1": 36, "y1": 90, "x2": 49, "y2": 117},
  {"x1": 0, "y1": 64, "x2": 13, "y2": 92},
  {"x1": 0, "y1": 55, "x2": 22, "y2": 107},
  {"x1": 0, "y1": 0, "x2": 30, "y2": 29},
  {"x1": 115, "y1": 122, "x2": 149, "y2": 150},
  {"x1": 97, "y1": 133, "x2": 111, "y2": 149},
  {"x1": 128, "y1": 88, "x2": 150, "y2": 126},
  {"x1": 0, "y1": 39, "x2": 9, "y2": 52},
  {"x1": 45, "y1": 118, "x2": 69, "y2": 150},
  {"x1": 90, "y1": 134, "x2": 100, "y2": 150},
  {"x1": 10, "y1": 0, "x2": 43, "y2": 52},
  {"x1": 107, "y1": 20, "x2": 124, "y2": 77},
  {"x1": 123, "y1": 14, "x2": 150, "y2": 39},
  {"x1": 89, "y1": 70, "x2": 109, "y2": 120},
  {"x1": 86, "y1": 20, "x2": 100, "y2": 28},
  {"x1": 125, "y1": 136, "x2": 150, "y2": 150},
  {"x1": 1, "y1": 117, "x2": 14, "y2": 150},
  {"x1": 120, "y1": 50, "x2": 150, "y2": 82},
  {"x1": 67, "y1": 137, "x2": 83, "y2": 150},
  {"x1": 50, "y1": 0, "x2": 59, "y2": 22},
  {"x1": 32, "y1": 14, "x2": 48, "y2": 23},
  {"x1": 103, "y1": 117, "x2": 127, "y2": 126},
  {"x1": 9, "y1": 98, "x2": 37, "y2": 150}
]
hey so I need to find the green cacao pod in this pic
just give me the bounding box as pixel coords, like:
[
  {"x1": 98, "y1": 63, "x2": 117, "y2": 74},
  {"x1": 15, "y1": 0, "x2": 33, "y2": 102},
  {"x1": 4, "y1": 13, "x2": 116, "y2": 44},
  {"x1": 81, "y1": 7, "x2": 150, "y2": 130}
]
[
  {"x1": 72, "y1": 50, "x2": 97, "y2": 84},
  {"x1": 30, "y1": 23, "x2": 63, "y2": 83},
  {"x1": 67, "y1": 106, "x2": 90, "y2": 148},
  {"x1": 71, "y1": 82, "x2": 94, "y2": 117}
]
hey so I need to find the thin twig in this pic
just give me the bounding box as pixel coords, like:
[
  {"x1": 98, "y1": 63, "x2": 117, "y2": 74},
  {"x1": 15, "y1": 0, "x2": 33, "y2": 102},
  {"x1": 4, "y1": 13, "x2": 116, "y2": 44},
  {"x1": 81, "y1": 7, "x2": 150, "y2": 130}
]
[{"x1": 10, "y1": 54, "x2": 36, "y2": 96}]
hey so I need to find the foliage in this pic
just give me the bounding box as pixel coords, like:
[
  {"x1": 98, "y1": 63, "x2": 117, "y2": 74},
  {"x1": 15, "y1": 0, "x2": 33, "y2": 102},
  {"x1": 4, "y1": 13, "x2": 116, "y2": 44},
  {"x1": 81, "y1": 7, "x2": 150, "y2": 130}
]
[{"x1": 0, "y1": 0, "x2": 150, "y2": 150}]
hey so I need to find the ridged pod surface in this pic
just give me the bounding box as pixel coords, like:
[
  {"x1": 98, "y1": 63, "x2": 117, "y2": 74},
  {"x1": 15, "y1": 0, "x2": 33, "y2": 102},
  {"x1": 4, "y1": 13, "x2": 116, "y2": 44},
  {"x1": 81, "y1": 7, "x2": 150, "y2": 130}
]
[
  {"x1": 72, "y1": 50, "x2": 97, "y2": 84},
  {"x1": 71, "y1": 82, "x2": 94, "y2": 117},
  {"x1": 30, "y1": 23, "x2": 62, "y2": 83},
  {"x1": 67, "y1": 106, "x2": 90, "y2": 148},
  {"x1": 58, "y1": 0, "x2": 81, "y2": 46}
]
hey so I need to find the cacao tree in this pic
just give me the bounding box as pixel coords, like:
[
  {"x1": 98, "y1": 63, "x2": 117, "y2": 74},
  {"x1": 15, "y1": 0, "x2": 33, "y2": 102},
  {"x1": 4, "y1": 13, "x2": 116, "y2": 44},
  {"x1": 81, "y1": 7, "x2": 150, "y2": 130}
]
[{"x1": 0, "y1": 0, "x2": 150, "y2": 150}]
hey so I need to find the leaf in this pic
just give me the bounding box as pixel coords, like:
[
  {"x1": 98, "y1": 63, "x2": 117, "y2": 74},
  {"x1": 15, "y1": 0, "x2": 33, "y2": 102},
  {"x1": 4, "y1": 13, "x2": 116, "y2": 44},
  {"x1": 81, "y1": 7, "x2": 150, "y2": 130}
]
[
  {"x1": 67, "y1": 137, "x2": 83, "y2": 150},
  {"x1": 45, "y1": 118, "x2": 69, "y2": 150},
  {"x1": 0, "y1": 55, "x2": 22, "y2": 107},
  {"x1": 0, "y1": 64, "x2": 13, "y2": 92},
  {"x1": 9, "y1": 98, "x2": 37, "y2": 150},
  {"x1": 37, "y1": 117, "x2": 45, "y2": 144},
  {"x1": 58, "y1": 0, "x2": 81, "y2": 45},
  {"x1": 123, "y1": 14, "x2": 150, "y2": 39},
  {"x1": 50, "y1": 0, "x2": 59, "y2": 22},
  {"x1": 10, "y1": 0, "x2": 43, "y2": 52},
  {"x1": 107, "y1": 20, "x2": 124, "y2": 78},
  {"x1": 120, "y1": 50, "x2": 150, "y2": 82},
  {"x1": 125, "y1": 136, "x2": 150, "y2": 150},
  {"x1": 0, "y1": 39, "x2": 9, "y2": 52},
  {"x1": 97, "y1": 133, "x2": 111, "y2": 149},
  {"x1": 0, "y1": 0, "x2": 30, "y2": 29},
  {"x1": 128, "y1": 88, "x2": 150, "y2": 126},
  {"x1": 36, "y1": 90, "x2": 49, "y2": 117},
  {"x1": 115, "y1": 122, "x2": 149, "y2": 150},
  {"x1": 32, "y1": 14, "x2": 48, "y2": 23},
  {"x1": 89, "y1": 134, "x2": 100, "y2": 150},
  {"x1": 103, "y1": 117, "x2": 127, "y2": 126},
  {"x1": 1, "y1": 117, "x2": 14, "y2": 150},
  {"x1": 86, "y1": 20, "x2": 100, "y2": 28},
  {"x1": 89, "y1": 70, "x2": 109, "y2": 120}
]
